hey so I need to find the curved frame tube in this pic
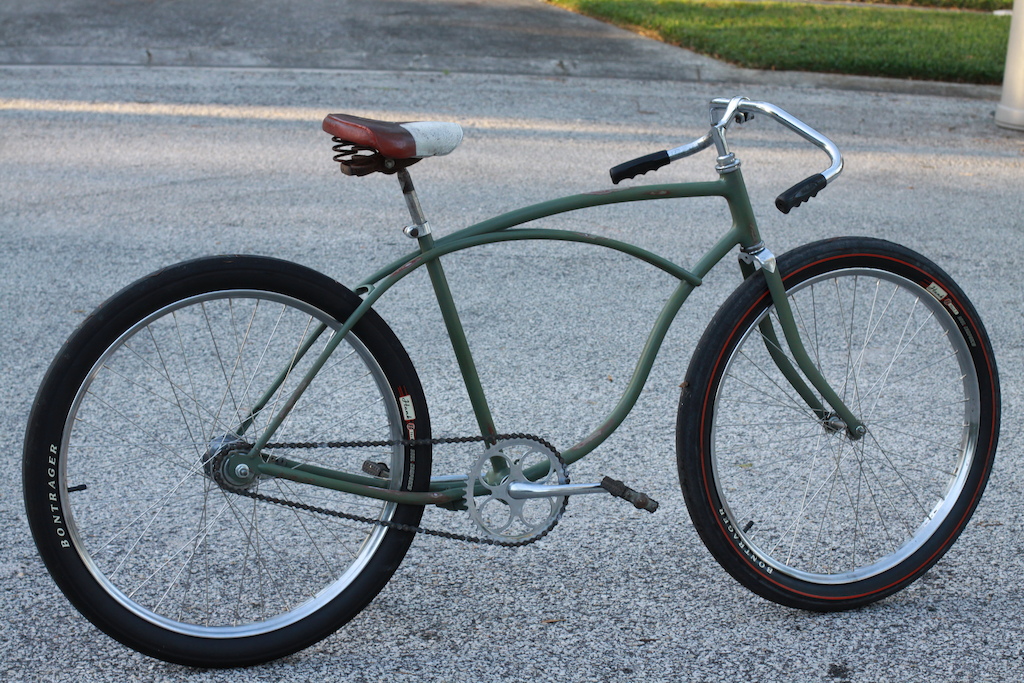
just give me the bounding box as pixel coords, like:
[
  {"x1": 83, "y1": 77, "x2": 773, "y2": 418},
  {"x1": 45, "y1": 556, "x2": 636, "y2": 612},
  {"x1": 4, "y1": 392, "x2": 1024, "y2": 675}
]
[
  {"x1": 245, "y1": 177, "x2": 745, "y2": 459},
  {"x1": 244, "y1": 168, "x2": 861, "y2": 500}
]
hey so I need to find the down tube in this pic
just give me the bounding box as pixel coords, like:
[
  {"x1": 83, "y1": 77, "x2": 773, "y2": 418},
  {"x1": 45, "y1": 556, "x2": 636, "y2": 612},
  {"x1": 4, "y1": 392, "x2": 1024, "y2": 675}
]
[{"x1": 559, "y1": 224, "x2": 745, "y2": 466}]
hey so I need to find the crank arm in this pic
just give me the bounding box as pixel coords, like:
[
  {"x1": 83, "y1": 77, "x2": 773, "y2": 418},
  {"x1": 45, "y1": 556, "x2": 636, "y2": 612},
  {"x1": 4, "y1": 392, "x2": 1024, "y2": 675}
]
[
  {"x1": 506, "y1": 481, "x2": 608, "y2": 499},
  {"x1": 508, "y1": 477, "x2": 659, "y2": 513}
]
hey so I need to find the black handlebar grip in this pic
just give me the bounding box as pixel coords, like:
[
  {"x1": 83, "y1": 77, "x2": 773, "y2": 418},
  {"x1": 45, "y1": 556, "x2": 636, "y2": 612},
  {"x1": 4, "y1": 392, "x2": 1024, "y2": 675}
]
[
  {"x1": 776, "y1": 173, "x2": 827, "y2": 214},
  {"x1": 610, "y1": 150, "x2": 670, "y2": 185}
]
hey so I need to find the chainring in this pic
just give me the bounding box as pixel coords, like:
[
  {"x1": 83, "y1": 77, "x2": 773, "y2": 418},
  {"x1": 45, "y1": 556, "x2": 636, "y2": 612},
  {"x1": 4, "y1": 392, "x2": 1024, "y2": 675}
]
[{"x1": 465, "y1": 438, "x2": 569, "y2": 544}]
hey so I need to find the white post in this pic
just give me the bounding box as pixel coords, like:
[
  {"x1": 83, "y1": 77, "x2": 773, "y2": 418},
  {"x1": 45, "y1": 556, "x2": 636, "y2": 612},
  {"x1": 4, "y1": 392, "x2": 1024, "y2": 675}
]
[{"x1": 996, "y1": 0, "x2": 1024, "y2": 130}]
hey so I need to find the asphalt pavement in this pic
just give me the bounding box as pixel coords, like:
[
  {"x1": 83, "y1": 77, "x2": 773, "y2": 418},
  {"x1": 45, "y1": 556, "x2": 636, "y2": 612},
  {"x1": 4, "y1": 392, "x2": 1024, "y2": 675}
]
[{"x1": 1, "y1": 2, "x2": 1022, "y2": 682}]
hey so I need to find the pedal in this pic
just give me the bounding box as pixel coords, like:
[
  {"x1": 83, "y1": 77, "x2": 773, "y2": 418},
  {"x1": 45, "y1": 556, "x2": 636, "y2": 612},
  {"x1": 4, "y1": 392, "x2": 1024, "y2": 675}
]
[
  {"x1": 361, "y1": 460, "x2": 390, "y2": 478},
  {"x1": 601, "y1": 476, "x2": 659, "y2": 513}
]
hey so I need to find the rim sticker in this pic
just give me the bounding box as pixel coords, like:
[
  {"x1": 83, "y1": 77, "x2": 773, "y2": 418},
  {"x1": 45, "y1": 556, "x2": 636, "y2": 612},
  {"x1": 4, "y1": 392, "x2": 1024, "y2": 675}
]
[
  {"x1": 926, "y1": 282, "x2": 948, "y2": 301},
  {"x1": 399, "y1": 394, "x2": 416, "y2": 422}
]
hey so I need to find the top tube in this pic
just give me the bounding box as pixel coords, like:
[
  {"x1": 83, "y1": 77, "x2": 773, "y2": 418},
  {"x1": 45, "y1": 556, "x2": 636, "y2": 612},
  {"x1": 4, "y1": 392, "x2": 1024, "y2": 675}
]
[{"x1": 357, "y1": 178, "x2": 734, "y2": 292}]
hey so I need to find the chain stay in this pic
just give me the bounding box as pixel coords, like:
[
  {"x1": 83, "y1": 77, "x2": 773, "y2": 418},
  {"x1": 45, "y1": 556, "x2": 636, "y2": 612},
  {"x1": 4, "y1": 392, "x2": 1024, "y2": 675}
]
[{"x1": 235, "y1": 433, "x2": 566, "y2": 548}]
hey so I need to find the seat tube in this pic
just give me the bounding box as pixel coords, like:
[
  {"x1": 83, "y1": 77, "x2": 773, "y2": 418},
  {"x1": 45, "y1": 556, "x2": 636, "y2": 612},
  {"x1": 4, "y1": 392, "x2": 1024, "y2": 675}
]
[
  {"x1": 398, "y1": 170, "x2": 499, "y2": 442},
  {"x1": 424, "y1": 257, "x2": 499, "y2": 441}
]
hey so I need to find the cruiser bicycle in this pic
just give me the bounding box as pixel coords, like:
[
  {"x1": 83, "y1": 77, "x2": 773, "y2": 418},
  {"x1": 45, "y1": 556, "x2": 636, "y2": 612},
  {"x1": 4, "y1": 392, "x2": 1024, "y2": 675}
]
[{"x1": 23, "y1": 96, "x2": 1000, "y2": 667}]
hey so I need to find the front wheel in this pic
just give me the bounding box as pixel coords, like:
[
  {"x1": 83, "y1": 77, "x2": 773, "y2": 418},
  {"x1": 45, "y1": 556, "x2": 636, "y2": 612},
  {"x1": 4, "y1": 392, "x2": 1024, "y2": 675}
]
[
  {"x1": 678, "y1": 237, "x2": 999, "y2": 610},
  {"x1": 23, "y1": 256, "x2": 432, "y2": 666}
]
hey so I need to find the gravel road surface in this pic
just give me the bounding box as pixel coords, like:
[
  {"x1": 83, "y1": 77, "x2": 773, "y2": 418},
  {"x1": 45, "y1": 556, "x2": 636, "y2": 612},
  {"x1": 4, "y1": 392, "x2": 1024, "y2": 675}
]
[{"x1": 2, "y1": 2, "x2": 1022, "y2": 681}]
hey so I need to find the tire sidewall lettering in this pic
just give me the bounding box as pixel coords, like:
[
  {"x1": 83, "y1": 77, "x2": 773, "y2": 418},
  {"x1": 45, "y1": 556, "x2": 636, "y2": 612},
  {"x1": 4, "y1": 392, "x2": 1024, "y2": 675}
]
[
  {"x1": 718, "y1": 507, "x2": 772, "y2": 575},
  {"x1": 45, "y1": 443, "x2": 71, "y2": 548}
]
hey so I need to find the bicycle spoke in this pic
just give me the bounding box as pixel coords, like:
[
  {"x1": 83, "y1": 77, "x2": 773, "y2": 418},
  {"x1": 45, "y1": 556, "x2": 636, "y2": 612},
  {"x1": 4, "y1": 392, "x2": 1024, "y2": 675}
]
[
  {"x1": 41, "y1": 264, "x2": 428, "y2": 651},
  {"x1": 698, "y1": 260, "x2": 985, "y2": 584}
]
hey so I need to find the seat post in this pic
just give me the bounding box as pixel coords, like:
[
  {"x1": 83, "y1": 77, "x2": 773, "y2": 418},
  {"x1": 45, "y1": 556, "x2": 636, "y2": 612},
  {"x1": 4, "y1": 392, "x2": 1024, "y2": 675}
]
[{"x1": 396, "y1": 168, "x2": 432, "y2": 241}]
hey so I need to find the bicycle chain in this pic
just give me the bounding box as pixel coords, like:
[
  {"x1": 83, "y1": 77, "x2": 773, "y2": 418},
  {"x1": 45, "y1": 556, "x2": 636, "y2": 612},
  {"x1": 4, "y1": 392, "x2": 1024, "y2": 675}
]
[{"x1": 224, "y1": 433, "x2": 568, "y2": 548}]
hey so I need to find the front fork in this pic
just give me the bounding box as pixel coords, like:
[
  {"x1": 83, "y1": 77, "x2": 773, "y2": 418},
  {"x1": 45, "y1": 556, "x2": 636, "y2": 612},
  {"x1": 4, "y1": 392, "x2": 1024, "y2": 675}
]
[{"x1": 739, "y1": 243, "x2": 865, "y2": 440}]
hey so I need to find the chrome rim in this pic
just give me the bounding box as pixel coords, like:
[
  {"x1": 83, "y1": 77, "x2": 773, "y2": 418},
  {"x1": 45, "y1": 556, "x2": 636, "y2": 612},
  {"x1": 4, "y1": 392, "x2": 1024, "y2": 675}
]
[
  {"x1": 711, "y1": 269, "x2": 979, "y2": 584},
  {"x1": 60, "y1": 290, "x2": 404, "y2": 637}
]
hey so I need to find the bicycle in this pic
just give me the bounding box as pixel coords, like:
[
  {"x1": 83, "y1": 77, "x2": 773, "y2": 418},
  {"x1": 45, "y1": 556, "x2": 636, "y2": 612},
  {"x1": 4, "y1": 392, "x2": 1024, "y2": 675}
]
[{"x1": 23, "y1": 96, "x2": 1000, "y2": 668}]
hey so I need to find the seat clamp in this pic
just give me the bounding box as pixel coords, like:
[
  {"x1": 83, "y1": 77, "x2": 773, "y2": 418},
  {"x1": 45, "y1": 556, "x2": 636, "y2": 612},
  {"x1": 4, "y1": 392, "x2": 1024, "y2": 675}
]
[{"x1": 403, "y1": 222, "x2": 432, "y2": 239}]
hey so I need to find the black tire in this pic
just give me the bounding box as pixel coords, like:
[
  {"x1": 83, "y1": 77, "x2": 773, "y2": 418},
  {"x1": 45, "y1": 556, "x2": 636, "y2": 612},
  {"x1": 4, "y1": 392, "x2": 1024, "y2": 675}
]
[
  {"x1": 23, "y1": 256, "x2": 432, "y2": 666},
  {"x1": 678, "y1": 237, "x2": 999, "y2": 610}
]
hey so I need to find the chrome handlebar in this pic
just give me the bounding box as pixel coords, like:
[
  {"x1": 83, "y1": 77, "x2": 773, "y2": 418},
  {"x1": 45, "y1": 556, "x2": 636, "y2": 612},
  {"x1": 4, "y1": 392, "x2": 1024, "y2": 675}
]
[
  {"x1": 610, "y1": 96, "x2": 844, "y2": 214},
  {"x1": 711, "y1": 96, "x2": 843, "y2": 182}
]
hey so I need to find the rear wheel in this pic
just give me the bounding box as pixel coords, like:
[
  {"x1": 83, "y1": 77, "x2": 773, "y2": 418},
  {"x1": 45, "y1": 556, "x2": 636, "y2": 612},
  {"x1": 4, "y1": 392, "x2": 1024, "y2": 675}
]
[
  {"x1": 678, "y1": 237, "x2": 999, "y2": 610},
  {"x1": 24, "y1": 256, "x2": 432, "y2": 666}
]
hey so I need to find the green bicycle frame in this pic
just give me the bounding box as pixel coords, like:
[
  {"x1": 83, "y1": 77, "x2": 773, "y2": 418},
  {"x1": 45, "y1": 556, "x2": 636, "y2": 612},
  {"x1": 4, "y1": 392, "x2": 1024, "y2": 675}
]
[{"x1": 238, "y1": 166, "x2": 863, "y2": 506}]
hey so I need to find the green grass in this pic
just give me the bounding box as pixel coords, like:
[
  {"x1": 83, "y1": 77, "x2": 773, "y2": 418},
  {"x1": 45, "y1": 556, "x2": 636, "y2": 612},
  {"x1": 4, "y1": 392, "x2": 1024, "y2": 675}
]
[
  {"x1": 549, "y1": 0, "x2": 1013, "y2": 84},
  {"x1": 840, "y1": 0, "x2": 1010, "y2": 9}
]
